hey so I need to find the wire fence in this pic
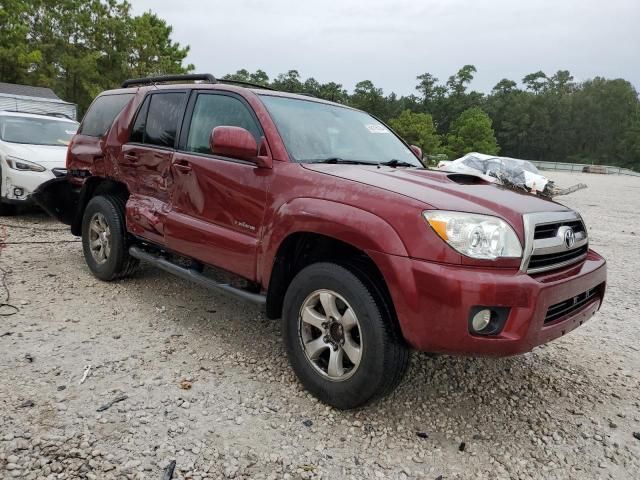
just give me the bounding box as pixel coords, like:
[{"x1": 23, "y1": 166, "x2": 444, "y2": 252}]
[{"x1": 530, "y1": 161, "x2": 640, "y2": 177}]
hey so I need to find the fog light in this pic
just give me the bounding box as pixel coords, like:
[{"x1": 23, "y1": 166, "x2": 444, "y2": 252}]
[
  {"x1": 468, "y1": 306, "x2": 510, "y2": 336},
  {"x1": 13, "y1": 187, "x2": 24, "y2": 197},
  {"x1": 471, "y1": 309, "x2": 492, "y2": 332}
]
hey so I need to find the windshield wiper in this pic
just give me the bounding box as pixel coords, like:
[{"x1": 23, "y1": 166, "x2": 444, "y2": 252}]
[
  {"x1": 378, "y1": 159, "x2": 417, "y2": 168},
  {"x1": 309, "y1": 157, "x2": 375, "y2": 165}
]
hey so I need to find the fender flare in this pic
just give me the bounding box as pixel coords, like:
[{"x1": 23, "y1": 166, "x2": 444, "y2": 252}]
[{"x1": 258, "y1": 197, "x2": 409, "y2": 286}]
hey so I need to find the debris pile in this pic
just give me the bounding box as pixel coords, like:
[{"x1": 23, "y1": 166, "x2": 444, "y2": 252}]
[{"x1": 437, "y1": 152, "x2": 587, "y2": 198}]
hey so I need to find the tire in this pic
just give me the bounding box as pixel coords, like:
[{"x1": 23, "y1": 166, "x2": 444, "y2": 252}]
[
  {"x1": 81, "y1": 195, "x2": 138, "y2": 281},
  {"x1": 282, "y1": 262, "x2": 408, "y2": 409}
]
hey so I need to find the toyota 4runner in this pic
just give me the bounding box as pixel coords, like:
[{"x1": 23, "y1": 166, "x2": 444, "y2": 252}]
[{"x1": 35, "y1": 74, "x2": 607, "y2": 409}]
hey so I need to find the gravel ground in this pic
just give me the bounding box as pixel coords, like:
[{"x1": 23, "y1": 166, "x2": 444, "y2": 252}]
[{"x1": 0, "y1": 171, "x2": 639, "y2": 480}]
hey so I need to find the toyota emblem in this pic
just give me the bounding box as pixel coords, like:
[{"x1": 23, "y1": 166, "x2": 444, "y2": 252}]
[{"x1": 564, "y1": 228, "x2": 576, "y2": 249}]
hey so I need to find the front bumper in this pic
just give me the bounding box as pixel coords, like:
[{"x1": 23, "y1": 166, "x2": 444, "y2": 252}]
[
  {"x1": 369, "y1": 249, "x2": 607, "y2": 356},
  {"x1": 1, "y1": 164, "x2": 56, "y2": 203}
]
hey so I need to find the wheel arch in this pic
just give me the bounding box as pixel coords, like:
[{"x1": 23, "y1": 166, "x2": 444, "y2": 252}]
[
  {"x1": 71, "y1": 177, "x2": 130, "y2": 235},
  {"x1": 261, "y1": 198, "x2": 408, "y2": 321},
  {"x1": 264, "y1": 231, "x2": 401, "y2": 330}
]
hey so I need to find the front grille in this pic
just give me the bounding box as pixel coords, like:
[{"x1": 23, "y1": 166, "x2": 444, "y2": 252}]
[
  {"x1": 545, "y1": 286, "x2": 600, "y2": 324},
  {"x1": 523, "y1": 212, "x2": 590, "y2": 273},
  {"x1": 52, "y1": 168, "x2": 68, "y2": 178},
  {"x1": 528, "y1": 244, "x2": 588, "y2": 271},
  {"x1": 534, "y1": 220, "x2": 585, "y2": 240}
]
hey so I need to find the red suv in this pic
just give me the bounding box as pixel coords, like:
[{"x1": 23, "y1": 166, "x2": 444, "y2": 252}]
[{"x1": 36, "y1": 74, "x2": 607, "y2": 409}]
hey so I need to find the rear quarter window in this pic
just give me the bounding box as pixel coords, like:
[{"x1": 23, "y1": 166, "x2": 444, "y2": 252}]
[
  {"x1": 79, "y1": 93, "x2": 134, "y2": 137},
  {"x1": 143, "y1": 93, "x2": 186, "y2": 148}
]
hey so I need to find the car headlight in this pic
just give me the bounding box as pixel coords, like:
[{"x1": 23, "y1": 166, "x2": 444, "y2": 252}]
[
  {"x1": 5, "y1": 156, "x2": 46, "y2": 172},
  {"x1": 423, "y1": 210, "x2": 522, "y2": 260}
]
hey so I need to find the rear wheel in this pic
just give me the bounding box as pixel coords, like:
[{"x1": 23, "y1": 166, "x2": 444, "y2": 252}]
[
  {"x1": 283, "y1": 262, "x2": 408, "y2": 409},
  {"x1": 81, "y1": 195, "x2": 138, "y2": 281}
]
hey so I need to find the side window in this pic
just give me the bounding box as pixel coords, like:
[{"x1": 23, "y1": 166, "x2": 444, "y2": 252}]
[
  {"x1": 144, "y1": 93, "x2": 186, "y2": 148},
  {"x1": 130, "y1": 96, "x2": 150, "y2": 143},
  {"x1": 186, "y1": 94, "x2": 262, "y2": 154},
  {"x1": 79, "y1": 93, "x2": 134, "y2": 137}
]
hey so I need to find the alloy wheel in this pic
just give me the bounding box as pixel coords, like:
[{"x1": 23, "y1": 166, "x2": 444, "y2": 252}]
[
  {"x1": 298, "y1": 289, "x2": 363, "y2": 381},
  {"x1": 88, "y1": 212, "x2": 111, "y2": 264}
]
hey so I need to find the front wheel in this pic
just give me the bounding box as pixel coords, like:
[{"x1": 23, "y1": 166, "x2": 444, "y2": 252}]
[
  {"x1": 81, "y1": 195, "x2": 138, "y2": 281},
  {"x1": 283, "y1": 262, "x2": 408, "y2": 409}
]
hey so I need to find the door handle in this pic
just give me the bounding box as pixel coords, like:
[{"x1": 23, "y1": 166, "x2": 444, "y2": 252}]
[{"x1": 173, "y1": 159, "x2": 192, "y2": 173}]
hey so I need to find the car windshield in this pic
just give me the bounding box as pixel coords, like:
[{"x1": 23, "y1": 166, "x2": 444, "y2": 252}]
[
  {"x1": 259, "y1": 95, "x2": 423, "y2": 167},
  {"x1": 0, "y1": 116, "x2": 78, "y2": 146}
]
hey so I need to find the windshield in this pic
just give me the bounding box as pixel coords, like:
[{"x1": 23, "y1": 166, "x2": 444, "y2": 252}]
[
  {"x1": 260, "y1": 95, "x2": 423, "y2": 167},
  {"x1": 0, "y1": 116, "x2": 78, "y2": 146}
]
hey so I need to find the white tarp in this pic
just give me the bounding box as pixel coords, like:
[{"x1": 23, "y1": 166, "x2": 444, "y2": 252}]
[{"x1": 437, "y1": 152, "x2": 586, "y2": 198}]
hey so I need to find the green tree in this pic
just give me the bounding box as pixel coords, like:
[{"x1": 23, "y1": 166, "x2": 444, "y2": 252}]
[
  {"x1": 271, "y1": 70, "x2": 303, "y2": 93},
  {"x1": 522, "y1": 71, "x2": 548, "y2": 93},
  {"x1": 0, "y1": 0, "x2": 41, "y2": 83},
  {"x1": 570, "y1": 77, "x2": 639, "y2": 166},
  {"x1": 621, "y1": 109, "x2": 640, "y2": 168},
  {"x1": 388, "y1": 110, "x2": 441, "y2": 155},
  {"x1": 445, "y1": 107, "x2": 499, "y2": 158},
  {"x1": 222, "y1": 69, "x2": 270, "y2": 86},
  {"x1": 222, "y1": 69, "x2": 252, "y2": 82},
  {"x1": 349, "y1": 80, "x2": 386, "y2": 118},
  {"x1": 317, "y1": 82, "x2": 348, "y2": 103},
  {"x1": 446, "y1": 65, "x2": 477, "y2": 96},
  {"x1": 0, "y1": 0, "x2": 193, "y2": 114}
]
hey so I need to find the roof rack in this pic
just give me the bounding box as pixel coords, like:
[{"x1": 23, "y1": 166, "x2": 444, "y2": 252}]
[
  {"x1": 218, "y1": 79, "x2": 275, "y2": 91},
  {"x1": 121, "y1": 73, "x2": 217, "y2": 88}
]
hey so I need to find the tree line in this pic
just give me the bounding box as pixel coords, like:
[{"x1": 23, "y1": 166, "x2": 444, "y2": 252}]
[{"x1": 1, "y1": 1, "x2": 638, "y2": 169}]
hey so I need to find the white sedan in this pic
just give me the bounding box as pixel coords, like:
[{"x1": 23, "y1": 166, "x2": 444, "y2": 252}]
[{"x1": 0, "y1": 111, "x2": 78, "y2": 215}]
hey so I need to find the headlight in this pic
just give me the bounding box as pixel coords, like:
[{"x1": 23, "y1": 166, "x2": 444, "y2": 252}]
[
  {"x1": 423, "y1": 210, "x2": 522, "y2": 260},
  {"x1": 5, "y1": 156, "x2": 46, "y2": 172}
]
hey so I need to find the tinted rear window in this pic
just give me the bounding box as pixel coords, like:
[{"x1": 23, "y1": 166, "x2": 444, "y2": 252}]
[
  {"x1": 130, "y1": 96, "x2": 150, "y2": 144},
  {"x1": 79, "y1": 93, "x2": 134, "y2": 137},
  {"x1": 144, "y1": 93, "x2": 186, "y2": 148}
]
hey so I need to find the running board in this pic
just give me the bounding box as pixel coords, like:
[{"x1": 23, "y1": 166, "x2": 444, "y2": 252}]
[{"x1": 129, "y1": 246, "x2": 266, "y2": 306}]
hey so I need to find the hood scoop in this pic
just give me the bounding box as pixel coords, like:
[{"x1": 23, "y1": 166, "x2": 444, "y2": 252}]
[{"x1": 446, "y1": 173, "x2": 490, "y2": 185}]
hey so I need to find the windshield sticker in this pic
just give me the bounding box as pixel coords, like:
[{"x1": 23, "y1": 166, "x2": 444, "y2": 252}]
[
  {"x1": 365, "y1": 124, "x2": 390, "y2": 134},
  {"x1": 65, "y1": 129, "x2": 77, "y2": 135}
]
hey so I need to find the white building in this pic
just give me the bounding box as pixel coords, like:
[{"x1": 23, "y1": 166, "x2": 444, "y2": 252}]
[{"x1": 0, "y1": 82, "x2": 77, "y2": 120}]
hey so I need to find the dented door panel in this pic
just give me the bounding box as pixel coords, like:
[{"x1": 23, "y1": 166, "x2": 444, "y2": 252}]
[{"x1": 165, "y1": 152, "x2": 269, "y2": 280}]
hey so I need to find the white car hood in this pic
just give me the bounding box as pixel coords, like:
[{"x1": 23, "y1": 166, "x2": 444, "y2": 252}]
[{"x1": 1, "y1": 142, "x2": 68, "y2": 168}]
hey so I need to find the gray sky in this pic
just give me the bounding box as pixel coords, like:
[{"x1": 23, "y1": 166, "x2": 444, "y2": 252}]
[{"x1": 129, "y1": 0, "x2": 639, "y2": 96}]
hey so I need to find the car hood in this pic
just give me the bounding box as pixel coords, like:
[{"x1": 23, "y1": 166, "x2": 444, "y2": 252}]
[
  {"x1": 1, "y1": 142, "x2": 68, "y2": 168},
  {"x1": 302, "y1": 164, "x2": 569, "y2": 229}
]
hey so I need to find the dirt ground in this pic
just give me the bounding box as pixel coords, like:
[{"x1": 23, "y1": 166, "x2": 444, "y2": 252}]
[{"x1": 0, "y1": 171, "x2": 639, "y2": 479}]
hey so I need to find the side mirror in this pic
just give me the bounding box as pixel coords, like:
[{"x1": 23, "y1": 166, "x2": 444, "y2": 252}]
[
  {"x1": 410, "y1": 145, "x2": 423, "y2": 159},
  {"x1": 210, "y1": 126, "x2": 259, "y2": 162}
]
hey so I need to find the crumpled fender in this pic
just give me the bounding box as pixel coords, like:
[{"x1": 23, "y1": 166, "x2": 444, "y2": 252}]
[{"x1": 258, "y1": 197, "x2": 409, "y2": 286}]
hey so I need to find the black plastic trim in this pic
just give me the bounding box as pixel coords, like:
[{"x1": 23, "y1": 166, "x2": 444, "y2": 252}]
[{"x1": 121, "y1": 73, "x2": 217, "y2": 88}]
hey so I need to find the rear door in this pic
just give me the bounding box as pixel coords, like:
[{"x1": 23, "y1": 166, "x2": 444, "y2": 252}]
[
  {"x1": 121, "y1": 91, "x2": 187, "y2": 245},
  {"x1": 165, "y1": 91, "x2": 270, "y2": 280}
]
